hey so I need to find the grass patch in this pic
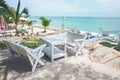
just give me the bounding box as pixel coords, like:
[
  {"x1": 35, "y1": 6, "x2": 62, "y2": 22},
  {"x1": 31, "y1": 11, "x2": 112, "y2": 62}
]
[
  {"x1": 100, "y1": 41, "x2": 120, "y2": 52},
  {"x1": 114, "y1": 44, "x2": 120, "y2": 51},
  {"x1": 0, "y1": 41, "x2": 7, "y2": 49},
  {"x1": 99, "y1": 41, "x2": 116, "y2": 48}
]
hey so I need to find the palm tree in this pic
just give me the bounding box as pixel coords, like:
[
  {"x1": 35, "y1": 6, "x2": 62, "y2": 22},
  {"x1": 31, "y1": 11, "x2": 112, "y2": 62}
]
[
  {"x1": 0, "y1": 0, "x2": 8, "y2": 10},
  {"x1": 0, "y1": 0, "x2": 11, "y2": 26},
  {"x1": 11, "y1": 0, "x2": 28, "y2": 34},
  {"x1": 39, "y1": 17, "x2": 51, "y2": 32},
  {"x1": 0, "y1": 0, "x2": 29, "y2": 35},
  {"x1": 26, "y1": 20, "x2": 34, "y2": 35},
  {"x1": 1, "y1": 0, "x2": 29, "y2": 35}
]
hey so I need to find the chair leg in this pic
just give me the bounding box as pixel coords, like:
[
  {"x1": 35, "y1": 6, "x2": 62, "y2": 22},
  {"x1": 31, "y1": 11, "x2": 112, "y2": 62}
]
[
  {"x1": 75, "y1": 47, "x2": 83, "y2": 56},
  {"x1": 32, "y1": 58, "x2": 44, "y2": 72},
  {"x1": 32, "y1": 59, "x2": 38, "y2": 73},
  {"x1": 38, "y1": 59, "x2": 44, "y2": 65}
]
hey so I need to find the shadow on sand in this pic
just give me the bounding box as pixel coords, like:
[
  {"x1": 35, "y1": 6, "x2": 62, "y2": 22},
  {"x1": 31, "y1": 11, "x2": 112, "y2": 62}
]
[{"x1": 0, "y1": 56, "x2": 31, "y2": 80}]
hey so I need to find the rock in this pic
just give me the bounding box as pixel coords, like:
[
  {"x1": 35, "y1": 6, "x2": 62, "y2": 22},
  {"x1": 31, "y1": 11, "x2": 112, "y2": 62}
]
[{"x1": 88, "y1": 41, "x2": 120, "y2": 70}]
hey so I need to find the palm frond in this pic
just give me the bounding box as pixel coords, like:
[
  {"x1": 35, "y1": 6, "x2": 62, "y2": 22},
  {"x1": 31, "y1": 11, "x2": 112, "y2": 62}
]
[
  {"x1": 7, "y1": 6, "x2": 16, "y2": 22},
  {"x1": 26, "y1": 20, "x2": 34, "y2": 27},
  {"x1": 0, "y1": 0, "x2": 9, "y2": 13},
  {"x1": 40, "y1": 17, "x2": 51, "y2": 27},
  {"x1": 0, "y1": 8, "x2": 7, "y2": 15},
  {"x1": 20, "y1": 7, "x2": 29, "y2": 17},
  {"x1": 16, "y1": 0, "x2": 20, "y2": 24}
]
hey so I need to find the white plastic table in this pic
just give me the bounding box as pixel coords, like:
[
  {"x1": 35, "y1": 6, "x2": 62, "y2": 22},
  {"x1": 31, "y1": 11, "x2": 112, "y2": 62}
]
[{"x1": 40, "y1": 34, "x2": 67, "y2": 62}]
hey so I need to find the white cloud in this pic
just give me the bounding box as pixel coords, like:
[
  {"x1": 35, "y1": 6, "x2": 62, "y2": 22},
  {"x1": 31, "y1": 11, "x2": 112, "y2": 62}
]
[
  {"x1": 5, "y1": 0, "x2": 81, "y2": 16},
  {"x1": 6, "y1": 0, "x2": 120, "y2": 16},
  {"x1": 97, "y1": 0, "x2": 120, "y2": 10},
  {"x1": 26, "y1": 0, "x2": 79, "y2": 14}
]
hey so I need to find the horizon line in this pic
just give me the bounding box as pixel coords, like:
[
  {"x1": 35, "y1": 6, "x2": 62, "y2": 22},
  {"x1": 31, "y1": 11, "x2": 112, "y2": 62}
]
[{"x1": 30, "y1": 16, "x2": 120, "y2": 18}]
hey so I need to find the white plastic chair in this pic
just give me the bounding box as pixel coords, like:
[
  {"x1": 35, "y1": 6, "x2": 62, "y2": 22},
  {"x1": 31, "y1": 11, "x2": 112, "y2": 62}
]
[
  {"x1": 99, "y1": 30, "x2": 115, "y2": 41},
  {"x1": 65, "y1": 32, "x2": 87, "y2": 56},
  {"x1": 4, "y1": 39, "x2": 46, "y2": 72}
]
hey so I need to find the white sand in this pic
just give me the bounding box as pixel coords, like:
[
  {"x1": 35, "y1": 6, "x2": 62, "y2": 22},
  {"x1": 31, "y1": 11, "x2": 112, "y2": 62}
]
[{"x1": 0, "y1": 26, "x2": 120, "y2": 80}]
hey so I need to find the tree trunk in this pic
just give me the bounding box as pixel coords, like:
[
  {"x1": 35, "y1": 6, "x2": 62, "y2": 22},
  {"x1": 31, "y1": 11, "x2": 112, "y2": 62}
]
[
  {"x1": 31, "y1": 26, "x2": 33, "y2": 36},
  {"x1": 44, "y1": 27, "x2": 46, "y2": 32},
  {"x1": 15, "y1": 24, "x2": 19, "y2": 36}
]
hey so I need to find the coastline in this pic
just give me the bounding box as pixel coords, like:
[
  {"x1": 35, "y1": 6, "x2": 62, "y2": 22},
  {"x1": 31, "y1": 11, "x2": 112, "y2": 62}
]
[{"x1": 29, "y1": 16, "x2": 120, "y2": 33}]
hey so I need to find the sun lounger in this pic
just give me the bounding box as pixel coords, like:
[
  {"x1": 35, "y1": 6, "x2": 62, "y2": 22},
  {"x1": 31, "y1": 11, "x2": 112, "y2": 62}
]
[
  {"x1": 65, "y1": 32, "x2": 87, "y2": 56},
  {"x1": 99, "y1": 30, "x2": 114, "y2": 41},
  {"x1": 3, "y1": 38, "x2": 46, "y2": 72},
  {"x1": 70, "y1": 29, "x2": 81, "y2": 34},
  {"x1": 114, "y1": 32, "x2": 120, "y2": 43}
]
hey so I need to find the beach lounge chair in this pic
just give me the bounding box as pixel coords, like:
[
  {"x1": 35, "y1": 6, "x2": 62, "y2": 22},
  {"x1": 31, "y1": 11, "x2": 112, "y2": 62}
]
[
  {"x1": 65, "y1": 32, "x2": 87, "y2": 56},
  {"x1": 101, "y1": 30, "x2": 109, "y2": 38},
  {"x1": 70, "y1": 29, "x2": 81, "y2": 34},
  {"x1": 3, "y1": 38, "x2": 46, "y2": 72},
  {"x1": 70, "y1": 29, "x2": 76, "y2": 33},
  {"x1": 99, "y1": 30, "x2": 114, "y2": 41},
  {"x1": 76, "y1": 30, "x2": 81, "y2": 34},
  {"x1": 114, "y1": 32, "x2": 120, "y2": 43}
]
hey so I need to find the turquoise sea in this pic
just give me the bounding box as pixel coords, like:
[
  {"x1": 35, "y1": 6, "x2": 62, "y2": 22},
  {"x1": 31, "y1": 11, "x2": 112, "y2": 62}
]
[{"x1": 29, "y1": 16, "x2": 120, "y2": 33}]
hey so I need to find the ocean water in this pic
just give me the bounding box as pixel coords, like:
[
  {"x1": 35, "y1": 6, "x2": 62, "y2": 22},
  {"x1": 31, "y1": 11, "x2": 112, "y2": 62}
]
[{"x1": 29, "y1": 16, "x2": 120, "y2": 33}]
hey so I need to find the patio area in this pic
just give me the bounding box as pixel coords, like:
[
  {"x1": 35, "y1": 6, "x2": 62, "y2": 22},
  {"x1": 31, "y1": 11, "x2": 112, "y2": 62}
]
[
  {"x1": 0, "y1": 42, "x2": 120, "y2": 80},
  {"x1": 0, "y1": 28, "x2": 120, "y2": 80}
]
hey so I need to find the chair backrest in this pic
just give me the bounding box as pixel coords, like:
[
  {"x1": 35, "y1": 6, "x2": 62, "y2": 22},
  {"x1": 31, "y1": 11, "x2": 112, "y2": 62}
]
[
  {"x1": 3, "y1": 40, "x2": 13, "y2": 52},
  {"x1": 66, "y1": 32, "x2": 74, "y2": 41},
  {"x1": 4, "y1": 39, "x2": 46, "y2": 58},
  {"x1": 76, "y1": 30, "x2": 81, "y2": 34},
  {"x1": 4, "y1": 39, "x2": 25, "y2": 56},
  {"x1": 15, "y1": 44, "x2": 28, "y2": 57},
  {"x1": 101, "y1": 30, "x2": 109, "y2": 37},
  {"x1": 70, "y1": 29, "x2": 81, "y2": 34},
  {"x1": 66, "y1": 32, "x2": 86, "y2": 42},
  {"x1": 70, "y1": 29, "x2": 76, "y2": 33},
  {"x1": 118, "y1": 32, "x2": 120, "y2": 39}
]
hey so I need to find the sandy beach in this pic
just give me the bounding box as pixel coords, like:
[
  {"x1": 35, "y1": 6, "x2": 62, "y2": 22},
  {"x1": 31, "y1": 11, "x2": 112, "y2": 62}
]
[
  {"x1": 1, "y1": 0, "x2": 120, "y2": 79},
  {"x1": 0, "y1": 26, "x2": 120, "y2": 80},
  {"x1": 0, "y1": 48, "x2": 120, "y2": 80}
]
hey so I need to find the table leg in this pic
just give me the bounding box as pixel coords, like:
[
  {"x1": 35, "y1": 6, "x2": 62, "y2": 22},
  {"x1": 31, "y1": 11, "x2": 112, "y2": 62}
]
[
  {"x1": 51, "y1": 44, "x2": 54, "y2": 62},
  {"x1": 64, "y1": 43, "x2": 67, "y2": 57}
]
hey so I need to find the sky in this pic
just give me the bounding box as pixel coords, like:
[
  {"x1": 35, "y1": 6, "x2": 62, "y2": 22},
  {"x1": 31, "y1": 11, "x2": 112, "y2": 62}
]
[{"x1": 5, "y1": 0, "x2": 120, "y2": 17}]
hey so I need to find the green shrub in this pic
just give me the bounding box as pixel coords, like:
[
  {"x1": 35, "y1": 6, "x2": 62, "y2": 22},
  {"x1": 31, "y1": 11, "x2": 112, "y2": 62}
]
[
  {"x1": 0, "y1": 42, "x2": 7, "y2": 49},
  {"x1": 21, "y1": 42, "x2": 39, "y2": 48},
  {"x1": 17, "y1": 29, "x2": 28, "y2": 36},
  {"x1": 114, "y1": 44, "x2": 120, "y2": 51},
  {"x1": 36, "y1": 32, "x2": 39, "y2": 36},
  {"x1": 21, "y1": 38, "x2": 40, "y2": 48},
  {"x1": 99, "y1": 41, "x2": 116, "y2": 48}
]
